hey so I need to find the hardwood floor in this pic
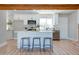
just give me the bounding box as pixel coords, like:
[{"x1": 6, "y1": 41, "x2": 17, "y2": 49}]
[{"x1": 0, "y1": 39, "x2": 79, "y2": 55}]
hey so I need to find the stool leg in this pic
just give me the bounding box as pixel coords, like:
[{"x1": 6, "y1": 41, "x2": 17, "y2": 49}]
[
  {"x1": 39, "y1": 39, "x2": 41, "y2": 52},
  {"x1": 20, "y1": 43, "x2": 21, "y2": 55},
  {"x1": 20, "y1": 40, "x2": 23, "y2": 55},
  {"x1": 32, "y1": 39, "x2": 34, "y2": 51},
  {"x1": 50, "y1": 40, "x2": 53, "y2": 52},
  {"x1": 28, "y1": 39, "x2": 30, "y2": 51},
  {"x1": 22, "y1": 39, "x2": 23, "y2": 48},
  {"x1": 50, "y1": 39, "x2": 51, "y2": 51},
  {"x1": 43, "y1": 39, "x2": 45, "y2": 52}
]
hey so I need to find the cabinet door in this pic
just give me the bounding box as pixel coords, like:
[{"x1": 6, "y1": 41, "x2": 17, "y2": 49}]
[
  {"x1": 53, "y1": 31, "x2": 60, "y2": 40},
  {"x1": 13, "y1": 20, "x2": 25, "y2": 31}
]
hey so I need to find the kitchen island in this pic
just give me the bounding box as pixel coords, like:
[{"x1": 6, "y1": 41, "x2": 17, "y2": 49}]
[{"x1": 17, "y1": 31, "x2": 53, "y2": 48}]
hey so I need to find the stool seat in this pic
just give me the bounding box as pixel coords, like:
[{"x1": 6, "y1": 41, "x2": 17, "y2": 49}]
[{"x1": 21, "y1": 37, "x2": 30, "y2": 39}]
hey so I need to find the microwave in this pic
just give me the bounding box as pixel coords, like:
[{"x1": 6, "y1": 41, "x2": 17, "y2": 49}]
[{"x1": 28, "y1": 20, "x2": 36, "y2": 25}]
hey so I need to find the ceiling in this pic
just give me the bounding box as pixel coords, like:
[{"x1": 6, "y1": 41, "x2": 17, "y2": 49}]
[
  {"x1": 8, "y1": 10, "x2": 77, "y2": 14},
  {"x1": 36, "y1": 10, "x2": 76, "y2": 14}
]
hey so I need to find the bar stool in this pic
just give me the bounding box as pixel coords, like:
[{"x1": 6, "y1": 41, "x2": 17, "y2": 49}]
[
  {"x1": 43, "y1": 37, "x2": 52, "y2": 52},
  {"x1": 32, "y1": 37, "x2": 41, "y2": 52},
  {"x1": 21, "y1": 37, "x2": 30, "y2": 51}
]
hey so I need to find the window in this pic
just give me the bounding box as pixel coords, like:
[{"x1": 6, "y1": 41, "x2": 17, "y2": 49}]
[{"x1": 40, "y1": 18, "x2": 55, "y2": 31}]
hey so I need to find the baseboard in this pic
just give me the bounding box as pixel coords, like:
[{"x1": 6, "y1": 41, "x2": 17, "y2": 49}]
[
  {"x1": 69, "y1": 38, "x2": 78, "y2": 41},
  {"x1": 0, "y1": 41, "x2": 7, "y2": 48}
]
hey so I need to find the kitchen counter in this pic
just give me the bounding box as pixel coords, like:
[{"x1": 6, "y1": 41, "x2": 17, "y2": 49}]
[{"x1": 17, "y1": 31, "x2": 53, "y2": 48}]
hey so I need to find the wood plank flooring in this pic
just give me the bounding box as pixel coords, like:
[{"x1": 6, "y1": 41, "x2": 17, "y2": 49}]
[{"x1": 0, "y1": 39, "x2": 79, "y2": 55}]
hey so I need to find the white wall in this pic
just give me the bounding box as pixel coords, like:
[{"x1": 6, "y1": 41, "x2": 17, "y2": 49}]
[
  {"x1": 59, "y1": 14, "x2": 69, "y2": 39},
  {"x1": 53, "y1": 13, "x2": 59, "y2": 30},
  {"x1": 58, "y1": 11, "x2": 79, "y2": 41},
  {"x1": 77, "y1": 10, "x2": 79, "y2": 24},
  {"x1": 0, "y1": 10, "x2": 13, "y2": 42},
  {"x1": 68, "y1": 11, "x2": 78, "y2": 41},
  {"x1": 77, "y1": 10, "x2": 79, "y2": 41}
]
